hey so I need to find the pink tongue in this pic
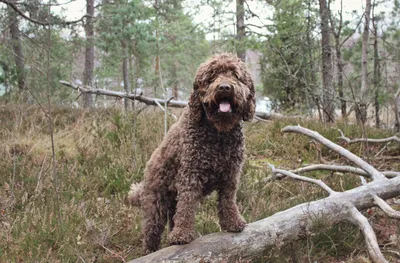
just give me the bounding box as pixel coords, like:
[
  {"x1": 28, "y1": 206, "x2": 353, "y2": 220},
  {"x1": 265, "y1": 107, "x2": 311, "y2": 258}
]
[{"x1": 219, "y1": 102, "x2": 231, "y2": 112}]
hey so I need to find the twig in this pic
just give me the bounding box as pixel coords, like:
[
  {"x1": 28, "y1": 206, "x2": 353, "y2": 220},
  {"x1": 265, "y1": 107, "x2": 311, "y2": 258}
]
[
  {"x1": 282, "y1": 125, "x2": 387, "y2": 181},
  {"x1": 374, "y1": 142, "x2": 390, "y2": 158},
  {"x1": 99, "y1": 243, "x2": 127, "y2": 263},
  {"x1": 373, "y1": 195, "x2": 400, "y2": 219},
  {"x1": 154, "y1": 100, "x2": 177, "y2": 120},
  {"x1": 269, "y1": 164, "x2": 337, "y2": 196},
  {"x1": 347, "y1": 206, "x2": 389, "y2": 263}
]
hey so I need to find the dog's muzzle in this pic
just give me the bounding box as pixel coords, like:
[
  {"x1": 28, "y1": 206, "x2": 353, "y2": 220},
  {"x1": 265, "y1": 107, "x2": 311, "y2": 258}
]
[{"x1": 215, "y1": 84, "x2": 234, "y2": 113}]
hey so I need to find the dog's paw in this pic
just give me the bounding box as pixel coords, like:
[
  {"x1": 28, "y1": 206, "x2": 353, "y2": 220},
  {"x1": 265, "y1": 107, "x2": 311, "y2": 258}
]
[
  {"x1": 168, "y1": 229, "x2": 195, "y2": 245},
  {"x1": 221, "y1": 217, "x2": 247, "y2": 232}
]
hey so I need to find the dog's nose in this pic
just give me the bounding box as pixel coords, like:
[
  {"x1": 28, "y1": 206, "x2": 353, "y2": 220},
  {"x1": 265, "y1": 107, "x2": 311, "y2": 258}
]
[{"x1": 218, "y1": 84, "x2": 231, "y2": 92}]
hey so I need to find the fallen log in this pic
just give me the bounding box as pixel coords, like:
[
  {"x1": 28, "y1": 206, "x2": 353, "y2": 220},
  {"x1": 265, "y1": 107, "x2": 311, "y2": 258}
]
[
  {"x1": 129, "y1": 125, "x2": 400, "y2": 263},
  {"x1": 129, "y1": 176, "x2": 400, "y2": 263},
  {"x1": 59, "y1": 80, "x2": 284, "y2": 120}
]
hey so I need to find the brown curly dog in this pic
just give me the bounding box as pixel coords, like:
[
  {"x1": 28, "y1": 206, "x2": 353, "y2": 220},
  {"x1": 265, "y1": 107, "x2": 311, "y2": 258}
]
[{"x1": 128, "y1": 53, "x2": 256, "y2": 253}]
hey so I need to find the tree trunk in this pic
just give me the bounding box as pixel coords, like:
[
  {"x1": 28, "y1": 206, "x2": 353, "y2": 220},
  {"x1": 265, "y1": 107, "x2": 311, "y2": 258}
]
[
  {"x1": 395, "y1": 88, "x2": 400, "y2": 132},
  {"x1": 329, "y1": 0, "x2": 346, "y2": 119},
  {"x1": 337, "y1": 46, "x2": 346, "y2": 118},
  {"x1": 318, "y1": 0, "x2": 335, "y2": 123},
  {"x1": 172, "y1": 61, "x2": 179, "y2": 100},
  {"x1": 359, "y1": 0, "x2": 371, "y2": 124},
  {"x1": 372, "y1": 4, "x2": 380, "y2": 128},
  {"x1": 121, "y1": 40, "x2": 131, "y2": 110},
  {"x1": 306, "y1": 0, "x2": 321, "y2": 121},
  {"x1": 8, "y1": 7, "x2": 27, "y2": 102},
  {"x1": 236, "y1": 0, "x2": 245, "y2": 62},
  {"x1": 82, "y1": 0, "x2": 95, "y2": 108}
]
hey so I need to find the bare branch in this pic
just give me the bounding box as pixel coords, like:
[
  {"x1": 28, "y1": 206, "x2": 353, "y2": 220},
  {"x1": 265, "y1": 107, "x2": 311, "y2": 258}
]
[
  {"x1": 281, "y1": 125, "x2": 387, "y2": 181},
  {"x1": 59, "y1": 80, "x2": 281, "y2": 120},
  {"x1": 290, "y1": 164, "x2": 400, "y2": 179},
  {"x1": 269, "y1": 164, "x2": 337, "y2": 196},
  {"x1": 347, "y1": 206, "x2": 389, "y2": 263},
  {"x1": 59, "y1": 80, "x2": 187, "y2": 108},
  {"x1": 337, "y1": 129, "x2": 400, "y2": 144},
  {"x1": 373, "y1": 195, "x2": 400, "y2": 219},
  {"x1": 1, "y1": 0, "x2": 91, "y2": 26}
]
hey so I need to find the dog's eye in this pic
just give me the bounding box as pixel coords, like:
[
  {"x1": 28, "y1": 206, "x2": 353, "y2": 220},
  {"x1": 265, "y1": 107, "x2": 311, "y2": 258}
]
[
  {"x1": 233, "y1": 71, "x2": 241, "y2": 81},
  {"x1": 206, "y1": 77, "x2": 215, "y2": 85}
]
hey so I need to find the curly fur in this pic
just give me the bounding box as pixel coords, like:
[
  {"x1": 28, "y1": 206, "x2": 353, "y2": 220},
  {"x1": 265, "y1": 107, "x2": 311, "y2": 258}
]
[{"x1": 128, "y1": 53, "x2": 256, "y2": 253}]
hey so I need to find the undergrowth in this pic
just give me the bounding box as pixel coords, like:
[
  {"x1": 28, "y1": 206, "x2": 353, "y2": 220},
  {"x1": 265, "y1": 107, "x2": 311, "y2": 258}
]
[{"x1": 0, "y1": 104, "x2": 399, "y2": 262}]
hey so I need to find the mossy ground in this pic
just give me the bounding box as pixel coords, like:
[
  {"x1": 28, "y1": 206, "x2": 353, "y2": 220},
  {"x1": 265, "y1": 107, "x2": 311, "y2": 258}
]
[{"x1": 0, "y1": 104, "x2": 399, "y2": 262}]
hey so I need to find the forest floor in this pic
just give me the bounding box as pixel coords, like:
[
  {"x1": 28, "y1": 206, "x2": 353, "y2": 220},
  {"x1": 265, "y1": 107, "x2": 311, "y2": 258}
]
[{"x1": 0, "y1": 104, "x2": 399, "y2": 263}]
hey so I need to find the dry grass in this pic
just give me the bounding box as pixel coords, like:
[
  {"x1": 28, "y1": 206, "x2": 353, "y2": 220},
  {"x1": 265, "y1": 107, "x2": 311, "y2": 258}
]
[{"x1": 0, "y1": 104, "x2": 399, "y2": 262}]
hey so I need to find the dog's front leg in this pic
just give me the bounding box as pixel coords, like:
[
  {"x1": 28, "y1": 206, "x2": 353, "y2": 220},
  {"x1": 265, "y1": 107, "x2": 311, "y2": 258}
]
[
  {"x1": 218, "y1": 180, "x2": 246, "y2": 232},
  {"x1": 168, "y1": 187, "x2": 201, "y2": 245}
]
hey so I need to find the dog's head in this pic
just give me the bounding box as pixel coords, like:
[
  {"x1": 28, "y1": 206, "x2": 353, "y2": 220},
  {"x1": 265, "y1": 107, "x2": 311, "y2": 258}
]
[{"x1": 189, "y1": 53, "x2": 255, "y2": 132}]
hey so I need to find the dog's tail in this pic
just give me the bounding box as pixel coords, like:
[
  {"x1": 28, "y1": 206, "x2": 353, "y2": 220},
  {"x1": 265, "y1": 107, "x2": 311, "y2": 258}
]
[{"x1": 127, "y1": 182, "x2": 143, "y2": 207}]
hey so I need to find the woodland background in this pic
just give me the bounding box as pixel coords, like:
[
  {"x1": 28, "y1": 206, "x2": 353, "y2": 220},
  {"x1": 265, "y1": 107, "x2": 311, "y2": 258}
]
[{"x1": 0, "y1": 0, "x2": 400, "y2": 262}]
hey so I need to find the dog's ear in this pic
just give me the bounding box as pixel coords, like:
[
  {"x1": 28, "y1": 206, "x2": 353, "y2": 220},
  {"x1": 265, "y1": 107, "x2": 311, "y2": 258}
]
[
  {"x1": 189, "y1": 85, "x2": 203, "y2": 122},
  {"x1": 242, "y1": 70, "x2": 256, "y2": 121}
]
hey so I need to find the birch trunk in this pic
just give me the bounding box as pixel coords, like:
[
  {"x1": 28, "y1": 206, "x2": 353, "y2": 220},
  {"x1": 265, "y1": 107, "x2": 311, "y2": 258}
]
[{"x1": 358, "y1": 0, "x2": 371, "y2": 124}]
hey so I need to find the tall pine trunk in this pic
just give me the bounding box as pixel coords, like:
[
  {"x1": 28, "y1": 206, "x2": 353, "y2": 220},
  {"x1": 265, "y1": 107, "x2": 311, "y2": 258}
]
[
  {"x1": 236, "y1": 0, "x2": 245, "y2": 62},
  {"x1": 82, "y1": 0, "x2": 94, "y2": 108},
  {"x1": 372, "y1": 3, "x2": 380, "y2": 128}
]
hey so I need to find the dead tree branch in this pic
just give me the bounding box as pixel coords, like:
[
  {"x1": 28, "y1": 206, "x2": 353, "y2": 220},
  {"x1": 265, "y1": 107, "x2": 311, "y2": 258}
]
[
  {"x1": 59, "y1": 80, "x2": 280, "y2": 120},
  {"x1": 270, "y1": 164, "x2": 337, "y2": 195},
  {"x1": 282, "y1": 125, "x2": 387, "y2": 180},
  {"x1": 337, "y1": 129, "x2": 400, "y2": 144},
  {"x1": 60, "y1": 80, "x2": 187, "y2": 108},
  {"x1": 347, "y1": 206, "x2": 388, "y2": 263},
  {"x1": 0, "y1": 0, "x2": 91, "y2": 26},
  {"x1": 290, "y1": 164, "x2": 400, "y2": 179},
  {"x1": 373, "y1": 195, "x2": 400, "y2": 219}
]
